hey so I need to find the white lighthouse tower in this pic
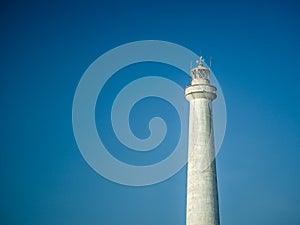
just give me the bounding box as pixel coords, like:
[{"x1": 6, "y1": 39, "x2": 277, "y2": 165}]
[{"x1": 185, "y1": 56, "x2": 220, "y2": 225}]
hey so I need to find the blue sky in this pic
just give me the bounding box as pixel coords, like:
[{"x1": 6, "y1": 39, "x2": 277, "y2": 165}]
[{"x1": 1, "y1": 0, "x2": 300, "y2": 224}]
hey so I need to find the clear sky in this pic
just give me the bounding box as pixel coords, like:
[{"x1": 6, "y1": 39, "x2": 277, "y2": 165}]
[{"x1": 1, "y1": 0, "x2": 300, "y2": 225}]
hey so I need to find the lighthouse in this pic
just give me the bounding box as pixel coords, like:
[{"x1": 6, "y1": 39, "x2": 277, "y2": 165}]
[{"x1": 185, "y1": 56, "x2": 220, "y2": 225}]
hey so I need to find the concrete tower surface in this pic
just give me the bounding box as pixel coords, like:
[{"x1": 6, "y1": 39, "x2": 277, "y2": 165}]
[{"x1": 185, "y1": 57, "x2": 220, "y2": 225}]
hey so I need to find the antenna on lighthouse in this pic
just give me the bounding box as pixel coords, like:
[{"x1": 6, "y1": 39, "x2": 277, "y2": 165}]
[{"x1": 210, "y1": 56, "x2": 212, "y2": 68}]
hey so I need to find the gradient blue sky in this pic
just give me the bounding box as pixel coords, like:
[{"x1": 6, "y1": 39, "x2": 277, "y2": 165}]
[{"x1": 1, "y1": 0, "x2": 300, "y2": 225}]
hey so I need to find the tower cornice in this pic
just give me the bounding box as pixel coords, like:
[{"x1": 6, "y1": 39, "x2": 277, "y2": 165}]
[{"x1": 185, "y1": 84, "x2": 217, "y2": 101}]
